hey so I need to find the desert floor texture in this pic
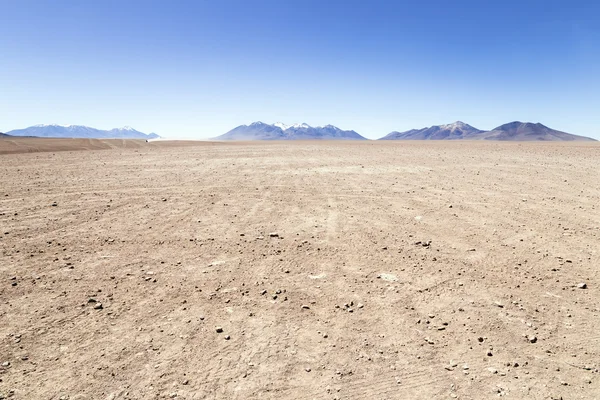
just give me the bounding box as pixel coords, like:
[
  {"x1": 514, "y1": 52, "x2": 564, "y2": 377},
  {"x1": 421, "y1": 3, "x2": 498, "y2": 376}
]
[{"x1": 1, "y1": 139, "x2": 599, "y2": 400}]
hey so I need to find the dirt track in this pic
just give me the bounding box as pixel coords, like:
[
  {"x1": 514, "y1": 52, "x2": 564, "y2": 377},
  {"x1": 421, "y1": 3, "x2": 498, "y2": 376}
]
[{"x1": 1, "y1": 140, "x2": 599, "y2": 399}]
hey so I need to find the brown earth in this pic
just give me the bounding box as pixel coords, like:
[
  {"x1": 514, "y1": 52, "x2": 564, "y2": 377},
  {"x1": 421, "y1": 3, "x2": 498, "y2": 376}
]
[
  {"x1": 1, "y1": 139, "x2": 599, "y2": 399},
  {"x1": 0, "y1": 138, "x2": 218, "y2": 155}
]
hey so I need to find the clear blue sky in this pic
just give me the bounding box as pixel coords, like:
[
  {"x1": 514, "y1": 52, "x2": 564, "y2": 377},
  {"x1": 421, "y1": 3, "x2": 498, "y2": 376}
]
[{"x1": 1, "y1": 0, "x2": 599, "y2": 139}]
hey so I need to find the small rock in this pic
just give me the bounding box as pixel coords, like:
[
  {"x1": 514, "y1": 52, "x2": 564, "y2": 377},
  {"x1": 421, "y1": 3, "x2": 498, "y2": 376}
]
[
  {"x1": 224, "y1": 335, "x2": 231, "y2": 340},
  {"x1": 93, "y1": 303, "x2": 103, "y2": 310},
  {"x1": 301, "y1": 305, "x2": 310, "y2": 309},
  {"x1": 305, "y1": 367, "x2": 311, "y2": 372},
  {"x1": 528, "y1": 335, "x2": 537, "y2": 343},
  {"x1": 216, "y1": 327, "x2": 224, "y2": 333},
  {"x1": 269, "y1": 232, "x2": 279, "y2": 238},
  {"x1": 577, "y1": 283, "x2": 587, "y2": 289}
]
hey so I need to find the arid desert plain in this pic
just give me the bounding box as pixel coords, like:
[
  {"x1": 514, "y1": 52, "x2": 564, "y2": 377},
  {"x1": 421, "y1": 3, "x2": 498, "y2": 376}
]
[{"x1": 1, "y1": 138, "x2": 599, "y2": 400}]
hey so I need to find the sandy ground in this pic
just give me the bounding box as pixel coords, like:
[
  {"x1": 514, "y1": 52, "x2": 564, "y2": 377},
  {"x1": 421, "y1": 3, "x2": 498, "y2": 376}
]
[{"x1": 1, "y1": 139, "x2": 599, "y2": 400}]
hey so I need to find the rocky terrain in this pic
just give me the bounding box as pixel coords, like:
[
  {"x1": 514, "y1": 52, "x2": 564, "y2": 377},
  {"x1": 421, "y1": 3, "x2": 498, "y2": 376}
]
[{"x1": 0, "y1": 140, "x2": 599, "y2": 399}]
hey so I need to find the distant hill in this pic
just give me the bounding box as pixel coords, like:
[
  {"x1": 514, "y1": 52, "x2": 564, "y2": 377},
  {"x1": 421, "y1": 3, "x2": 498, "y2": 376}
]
[
  {"x1": 6, "y1": 124, "x2": 160, "y2": 139},
  {"x1": 0, "y1": 132, "x2": 8, "y2": 137},
  {"x1": 380, "y1": 121, "x2": 482, "y2": 140},
  {"x1": 379, "y1": 121, "x2": 596, "y2": 141},
  {"x1": 476, "y1": 122, "x2": 595, "y2": 141},
  {"x1": 214, "y1": 122, "x2": 367, "y2": 140}
]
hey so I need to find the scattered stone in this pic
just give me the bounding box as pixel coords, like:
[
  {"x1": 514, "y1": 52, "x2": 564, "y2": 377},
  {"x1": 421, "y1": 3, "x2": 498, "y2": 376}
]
[
  {"x1": 487, "y1": 367, "x2": 498, "y2": 374},
  {"x1": 182, "y1": 379, "x2": 189, "y2": 385},
  {"x1": 1, "y1": 361, "x2": 10, "y2": 367},
  {"x1": 93, "y1": 303, "x2": 103, "y2": 310},
  {"x1": 305, "y1": 367, "x2": 311, "y2": 372},
  {"x1": 216, "y1": 327, "x2": 224, "y2": 333},
  {"x1": 577, "y1": 283, "x2": 587, "y2": 289},
  {"x1": 478, "y1": 337, "x2": 484, "y2": 343},
  {"x1": 487, "y1": 351, "x2": 493, "y2": 357},
  {"x1": 269, "y1": 232, "x2": 279, "y2": 238},
  {"x1": 301, "y1": 305, "x2": 310, "y2": 310},
  {"x1": 224, "y1": 335, "x2": 231, "y2": 340},
  {"x1": 528, "y1": 335, "x2": 537, "y2": 343}
]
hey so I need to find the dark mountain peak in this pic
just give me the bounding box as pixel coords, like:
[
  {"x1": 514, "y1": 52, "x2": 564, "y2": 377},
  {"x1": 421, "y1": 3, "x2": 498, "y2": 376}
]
[{"x1": 483, "y1": 122, "x2": 594, "y2": 141}]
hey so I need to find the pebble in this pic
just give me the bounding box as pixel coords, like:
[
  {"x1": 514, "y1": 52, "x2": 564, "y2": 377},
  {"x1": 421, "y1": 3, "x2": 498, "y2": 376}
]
[
  {"x1": 577, "y1": 283, "x2": 587, "y2": 289},
  {"x1": 93, "y1": 303, "x2": 103, "y2": 310},
  {"x1": 528, "y1": 335, "x2": 537, "y2": 343},
  {"x1": 216, "y1": 327, "x2": 224, "y2": 333},
  {"x1": 269, "y1": 232, "x2": 279, "y2": 237},
  {"x1": 224, "y1": 335, "x2": 231, "y2": 340},
  {"x1": 301, "y1": 305, "x2": 310, "y2": 309}
]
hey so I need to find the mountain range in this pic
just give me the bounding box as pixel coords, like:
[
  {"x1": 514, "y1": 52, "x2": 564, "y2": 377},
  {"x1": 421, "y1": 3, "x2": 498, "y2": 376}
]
[
  {"x1": 1, "y1": 121, "x2": 596, "y2": 141},
  {"x1": 4, "y1": 124, "x2": 160, "y2": 139},
  {"x1": 380, "y1": 121, "x2": 483, "y2": 140},
  {"x1": 213, "y1": 122, "x2": 367, "y2": 140},
  {"x1": 379, "y1": 121, "x2": 595, "y2": 141}
]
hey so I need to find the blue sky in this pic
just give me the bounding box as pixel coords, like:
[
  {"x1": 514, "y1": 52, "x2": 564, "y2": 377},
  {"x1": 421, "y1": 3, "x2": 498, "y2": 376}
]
[{"x1": 1, "y1": 0, "x2": 599, "y2": 139}]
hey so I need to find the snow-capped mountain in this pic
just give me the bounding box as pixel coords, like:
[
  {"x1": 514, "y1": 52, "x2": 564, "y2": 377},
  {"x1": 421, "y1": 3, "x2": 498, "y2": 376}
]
[
  {"x1": 5, "y1": 124, "x2": 160, "y2": 139},
  {"x1": 214, "y1": 122, "x2": 367, "y2": 140},
  {"x1": 379, "y1": 121, "x2": 483, "y2": 140}
]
